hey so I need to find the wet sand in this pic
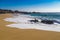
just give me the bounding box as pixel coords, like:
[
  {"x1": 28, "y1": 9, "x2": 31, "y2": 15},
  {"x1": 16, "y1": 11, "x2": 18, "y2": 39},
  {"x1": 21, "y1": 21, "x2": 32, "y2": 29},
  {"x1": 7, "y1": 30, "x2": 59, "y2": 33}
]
[{"x1": 0, "y1": 14, "x2": 60, "y2": 40}]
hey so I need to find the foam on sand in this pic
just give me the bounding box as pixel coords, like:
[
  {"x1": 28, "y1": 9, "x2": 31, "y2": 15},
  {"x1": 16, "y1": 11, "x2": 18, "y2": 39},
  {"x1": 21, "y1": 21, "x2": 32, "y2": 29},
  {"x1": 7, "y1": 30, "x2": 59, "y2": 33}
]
[{"x1": 4, "y1": 14, "x2": 60, "y2": 32}]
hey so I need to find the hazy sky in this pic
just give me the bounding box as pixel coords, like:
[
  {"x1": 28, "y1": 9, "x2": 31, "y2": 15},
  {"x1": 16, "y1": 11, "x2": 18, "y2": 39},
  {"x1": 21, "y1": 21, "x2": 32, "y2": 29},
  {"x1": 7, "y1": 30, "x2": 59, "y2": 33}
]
[{"x1": 0, "y1": 0, "x2": 60, "y2": 12}]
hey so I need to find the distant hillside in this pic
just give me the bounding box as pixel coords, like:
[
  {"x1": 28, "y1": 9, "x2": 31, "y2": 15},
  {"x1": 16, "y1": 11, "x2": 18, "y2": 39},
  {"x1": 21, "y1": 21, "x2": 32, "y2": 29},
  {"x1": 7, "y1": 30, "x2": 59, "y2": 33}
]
[
  {"x1": 0, "y1": 9, "x2": 41, "y2": 14},
  {"x1": 0, "y1": 9, "x2": 21, "y2": 14}
]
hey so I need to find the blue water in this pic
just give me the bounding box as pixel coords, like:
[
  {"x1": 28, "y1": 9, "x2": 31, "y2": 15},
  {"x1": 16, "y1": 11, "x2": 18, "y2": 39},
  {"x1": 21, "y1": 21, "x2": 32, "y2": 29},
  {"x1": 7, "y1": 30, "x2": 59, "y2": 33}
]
[
  {"x1": 27, "y1": 13, "x2": 60, "y2": 20},
  {"x1": 25, "y1": 13, "x2": 60, "y2": 24}
]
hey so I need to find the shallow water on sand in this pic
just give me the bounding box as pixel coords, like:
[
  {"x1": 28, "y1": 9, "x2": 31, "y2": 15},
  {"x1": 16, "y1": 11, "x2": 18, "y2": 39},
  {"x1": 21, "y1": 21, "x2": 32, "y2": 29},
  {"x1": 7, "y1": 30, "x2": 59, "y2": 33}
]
[{"x1": 4, "y1": 14, "x2": 60, "y2": 32}]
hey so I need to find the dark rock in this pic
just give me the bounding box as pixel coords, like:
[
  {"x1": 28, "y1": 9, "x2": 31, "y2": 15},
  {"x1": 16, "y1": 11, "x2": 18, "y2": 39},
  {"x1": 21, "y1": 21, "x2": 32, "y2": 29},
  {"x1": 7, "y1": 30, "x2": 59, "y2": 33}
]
[
  {"x1": 29, "y1": 19, "x2": 39, "y2": 23},
  {"x1": 41, "y1": 20, "x2": 54, "y2": 24}
]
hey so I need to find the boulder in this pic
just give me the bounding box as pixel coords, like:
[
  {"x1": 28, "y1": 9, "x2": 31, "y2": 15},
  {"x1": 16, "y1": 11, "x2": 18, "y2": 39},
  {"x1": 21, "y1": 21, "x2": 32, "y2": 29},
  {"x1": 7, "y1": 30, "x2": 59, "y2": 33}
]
[
  {"x1": 41, "y1": 20, "x2": 54, "y2": 24},
  {"x1": 29, "y1": 19, "x2": 39, "y2": 23}
]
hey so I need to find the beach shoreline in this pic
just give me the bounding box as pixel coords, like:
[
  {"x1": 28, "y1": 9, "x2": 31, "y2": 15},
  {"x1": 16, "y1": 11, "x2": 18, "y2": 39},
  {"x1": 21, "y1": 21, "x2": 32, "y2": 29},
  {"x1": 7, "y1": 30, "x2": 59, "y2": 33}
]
[
  {"x1": 0, "y1": 14, "x2": 60, "y2": 40},
  {"x1": 4, "y1": 13, "x2": 60, "y2": 32}
]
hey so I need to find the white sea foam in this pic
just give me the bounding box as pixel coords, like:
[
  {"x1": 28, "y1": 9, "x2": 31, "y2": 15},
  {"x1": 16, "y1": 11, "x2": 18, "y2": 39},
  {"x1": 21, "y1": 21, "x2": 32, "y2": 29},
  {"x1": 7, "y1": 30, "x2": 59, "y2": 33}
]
[{"x1": 4, "y1": 14, "x2": 60, "y2": 32}]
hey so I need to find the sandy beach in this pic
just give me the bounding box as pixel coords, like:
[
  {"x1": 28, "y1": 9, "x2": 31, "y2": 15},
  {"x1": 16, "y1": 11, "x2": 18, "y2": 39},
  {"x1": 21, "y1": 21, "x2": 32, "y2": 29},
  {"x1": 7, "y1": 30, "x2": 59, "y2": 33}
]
[{"x1": 0, "y1": 14, "x2": 60, "y2": 40}]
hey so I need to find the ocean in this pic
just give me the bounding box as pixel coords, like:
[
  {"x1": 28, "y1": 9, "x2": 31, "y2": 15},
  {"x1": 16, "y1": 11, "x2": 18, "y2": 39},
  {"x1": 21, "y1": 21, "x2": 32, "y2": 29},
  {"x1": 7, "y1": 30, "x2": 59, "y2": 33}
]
[
  {"x1": 4, "y1": 13, "x2": 60, "y2": 32},
  {"x1": 25, "y1": 13, "x2": 60, "y2": 21}
]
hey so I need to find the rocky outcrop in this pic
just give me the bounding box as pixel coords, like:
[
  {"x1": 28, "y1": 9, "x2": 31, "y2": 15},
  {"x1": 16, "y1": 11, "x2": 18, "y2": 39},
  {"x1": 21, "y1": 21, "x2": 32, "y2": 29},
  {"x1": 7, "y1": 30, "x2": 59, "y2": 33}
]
[{"x1": 41, "y1": 20, "x2": 54, "y2": 24}]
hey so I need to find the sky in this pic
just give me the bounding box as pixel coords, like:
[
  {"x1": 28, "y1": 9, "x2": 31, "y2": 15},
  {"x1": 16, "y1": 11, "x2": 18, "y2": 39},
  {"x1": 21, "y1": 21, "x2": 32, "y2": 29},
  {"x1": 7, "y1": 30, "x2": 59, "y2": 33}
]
[{"x1": 0, "y1": 0, "x2": 60, "y2": 12}]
